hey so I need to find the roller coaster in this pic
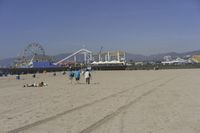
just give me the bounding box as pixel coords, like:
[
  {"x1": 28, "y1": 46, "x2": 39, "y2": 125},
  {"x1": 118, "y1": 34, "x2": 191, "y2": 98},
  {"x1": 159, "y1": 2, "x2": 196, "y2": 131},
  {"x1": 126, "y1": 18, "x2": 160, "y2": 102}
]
[{"x1": 55, "y1": 48, "x2": 93, "y2": 66}]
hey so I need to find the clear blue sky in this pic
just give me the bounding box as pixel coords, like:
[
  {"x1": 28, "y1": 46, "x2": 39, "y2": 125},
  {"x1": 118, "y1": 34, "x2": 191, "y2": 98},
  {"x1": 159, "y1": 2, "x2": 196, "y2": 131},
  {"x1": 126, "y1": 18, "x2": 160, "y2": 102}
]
[{"x1": 0, "y1": 0, "x2": 200, "y2": 59}]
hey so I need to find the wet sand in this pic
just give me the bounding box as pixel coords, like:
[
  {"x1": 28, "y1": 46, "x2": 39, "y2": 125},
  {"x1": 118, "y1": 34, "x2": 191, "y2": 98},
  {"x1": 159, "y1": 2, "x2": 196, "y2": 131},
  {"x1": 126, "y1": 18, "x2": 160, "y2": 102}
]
[{"x1": 0, "y1": 69, "x2": 200, "y2": 133}]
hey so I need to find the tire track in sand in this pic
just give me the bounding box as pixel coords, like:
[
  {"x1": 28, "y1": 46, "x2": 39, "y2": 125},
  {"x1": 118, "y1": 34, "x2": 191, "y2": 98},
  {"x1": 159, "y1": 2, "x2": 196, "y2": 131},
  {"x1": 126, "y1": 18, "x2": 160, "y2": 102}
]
[
  {"x1": 79, "y1": 77, "x2": 176, "y2": 133},
  {"x1": 7, "y1": 78, "x2": 161, "y2": 133}
]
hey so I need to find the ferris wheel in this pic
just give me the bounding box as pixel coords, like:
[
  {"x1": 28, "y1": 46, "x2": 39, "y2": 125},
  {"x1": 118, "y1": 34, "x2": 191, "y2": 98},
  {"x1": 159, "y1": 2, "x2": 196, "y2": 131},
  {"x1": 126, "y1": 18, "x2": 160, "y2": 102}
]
[
  {"x1": 14, "y1": 42, "x2": 46, "y2": 67},
  {"x1": 23, "y1": 42, "x2": 45, "y2": 58}
]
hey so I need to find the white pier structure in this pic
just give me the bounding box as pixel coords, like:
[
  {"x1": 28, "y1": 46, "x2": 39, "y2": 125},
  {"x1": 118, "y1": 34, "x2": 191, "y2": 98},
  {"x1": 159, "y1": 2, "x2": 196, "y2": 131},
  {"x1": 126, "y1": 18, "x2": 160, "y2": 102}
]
[
  {"x1": 97, "y1": 51, "x2": 126, "y2": 62},
  {"x1": 55, "y1": 49, "x2": 92, "y2": 65},
  {"x1": 92, "y1": 51, "x2": 126, "y2": 65}
]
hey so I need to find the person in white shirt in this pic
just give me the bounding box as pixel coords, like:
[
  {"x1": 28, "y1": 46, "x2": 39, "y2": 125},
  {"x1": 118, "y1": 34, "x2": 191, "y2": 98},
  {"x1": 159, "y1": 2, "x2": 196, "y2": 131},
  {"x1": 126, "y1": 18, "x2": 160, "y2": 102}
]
[{"x1": 84, "y1": 69, "x2": 91, "y2": 84}]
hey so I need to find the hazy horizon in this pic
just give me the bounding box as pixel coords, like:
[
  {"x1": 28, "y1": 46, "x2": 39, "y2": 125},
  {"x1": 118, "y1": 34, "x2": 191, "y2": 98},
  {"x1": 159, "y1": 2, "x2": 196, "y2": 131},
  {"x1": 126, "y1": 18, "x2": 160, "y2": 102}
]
[
  {"x1": 1, "y1": 48, "x2": 200, "y2": 60},
  {"x1": 0, "y1": 0, "x2": 200, "y2": 59}
]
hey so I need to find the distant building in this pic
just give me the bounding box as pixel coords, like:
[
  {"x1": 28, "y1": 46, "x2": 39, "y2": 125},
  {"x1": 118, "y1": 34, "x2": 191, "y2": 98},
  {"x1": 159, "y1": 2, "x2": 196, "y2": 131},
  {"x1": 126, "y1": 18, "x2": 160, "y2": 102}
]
[
  {"x1": 192, "y1": 55, "x2": 200, "y2": 63},
  {"x1": 162, "y1": 57, "x2": 187, "y2": 65},
  {"x1": 163, "y1": 56, "x2": 172, "y2": 62},
  {"x1": 135, "y1": 62, "x2": 144, "y2": 66},
  {"x1": 30, "y1": 61, "x2": 56, "y2": 68},
  {"x1": 19, "y1": 61, "x2": 57, "y2": 68},
  {"x1": 91, "y1": 51, "x2": 126, "y2": 66},
  {"x1": 91, "y1": 60, "x2": 125, "y2": 65}
]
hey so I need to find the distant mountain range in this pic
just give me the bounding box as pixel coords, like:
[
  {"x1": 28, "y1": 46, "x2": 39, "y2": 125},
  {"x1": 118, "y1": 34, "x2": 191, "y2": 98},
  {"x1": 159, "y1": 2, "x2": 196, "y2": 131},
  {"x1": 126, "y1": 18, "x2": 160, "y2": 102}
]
[
  {"x1": 1, "y1": 50, "x2": 200, "y2": 67},
  {"x1": 125, "y1": 50, "x2": 200, "y2": 62},
  {"x1": 0, "y1": 58, "x2": 16, "y2": 67}
]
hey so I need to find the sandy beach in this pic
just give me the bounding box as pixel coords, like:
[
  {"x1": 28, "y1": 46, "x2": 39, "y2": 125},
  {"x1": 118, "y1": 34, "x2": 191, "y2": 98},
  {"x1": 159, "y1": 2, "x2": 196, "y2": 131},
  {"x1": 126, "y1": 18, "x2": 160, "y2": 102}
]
[{"x1": 0, "y1": 69, "x2": 200, "y2": 133}]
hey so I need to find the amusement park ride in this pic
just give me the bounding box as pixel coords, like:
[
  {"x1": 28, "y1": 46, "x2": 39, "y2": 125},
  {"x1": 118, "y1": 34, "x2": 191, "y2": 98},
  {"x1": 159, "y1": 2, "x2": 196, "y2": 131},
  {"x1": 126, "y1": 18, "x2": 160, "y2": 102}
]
[
  {"x1": 14, "y1": 42, "x2": 52, "y2": 68},
  {"x1": 14, "y1": 43, "x2": 126, "y2": 68},
  {"x1": 54, "y1": 48, "x2": 93, "y2": 66}
]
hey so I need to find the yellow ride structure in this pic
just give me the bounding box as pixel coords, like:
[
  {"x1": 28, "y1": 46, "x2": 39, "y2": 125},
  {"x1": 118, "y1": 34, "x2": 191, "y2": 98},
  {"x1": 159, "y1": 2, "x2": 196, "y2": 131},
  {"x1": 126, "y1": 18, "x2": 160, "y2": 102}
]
[{"x1": 192, "y1": 55, "x2": 200, "y2": 63}]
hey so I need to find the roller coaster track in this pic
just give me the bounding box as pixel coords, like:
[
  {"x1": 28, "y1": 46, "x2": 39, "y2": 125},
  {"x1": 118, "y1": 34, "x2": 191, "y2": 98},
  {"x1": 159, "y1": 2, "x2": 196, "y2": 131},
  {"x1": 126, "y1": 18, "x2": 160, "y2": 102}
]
[{"x1": 55, "y1": 49, "x2": 92, "y2": 65}]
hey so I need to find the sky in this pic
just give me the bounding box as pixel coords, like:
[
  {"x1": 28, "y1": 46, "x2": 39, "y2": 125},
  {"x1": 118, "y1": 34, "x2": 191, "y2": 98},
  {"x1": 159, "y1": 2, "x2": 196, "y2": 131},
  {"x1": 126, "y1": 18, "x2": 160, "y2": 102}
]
[{"x1": 0, "y1": 0, "x2": 200, "y2": 59}]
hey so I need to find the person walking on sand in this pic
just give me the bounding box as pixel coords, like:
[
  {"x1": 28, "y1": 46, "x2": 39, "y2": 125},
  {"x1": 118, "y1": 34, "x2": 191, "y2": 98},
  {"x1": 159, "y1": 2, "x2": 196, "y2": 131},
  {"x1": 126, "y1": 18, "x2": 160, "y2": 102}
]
[
  {"x1": 84, "y1": 69, "x2": 91, "y2": 84},
  {"x1": 68, "y1": 70, "x2": 74, "y2": 84},
  {"x1": 74, "y1": 70, "x2": 81, "y2": 83}
]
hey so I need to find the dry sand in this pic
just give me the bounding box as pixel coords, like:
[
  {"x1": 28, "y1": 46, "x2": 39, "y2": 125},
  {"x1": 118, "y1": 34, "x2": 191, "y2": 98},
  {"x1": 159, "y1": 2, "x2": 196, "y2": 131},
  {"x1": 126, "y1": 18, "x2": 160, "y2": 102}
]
[{"x1": 0, "y1": 69, "x2": 200, "y2": 133}]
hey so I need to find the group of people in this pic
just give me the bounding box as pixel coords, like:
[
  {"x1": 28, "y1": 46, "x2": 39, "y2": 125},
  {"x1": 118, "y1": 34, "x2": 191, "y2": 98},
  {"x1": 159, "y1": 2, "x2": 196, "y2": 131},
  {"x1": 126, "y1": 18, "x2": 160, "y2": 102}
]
[
  {"x1": 23, "y1": 81, "x2": 48, "y2": 87},
  {"x1": 68, "y1": 69, "x2": 91, "y2": 84},
  {"x1": 22, "y1": 69, "x2": 92, "y2": 88}
]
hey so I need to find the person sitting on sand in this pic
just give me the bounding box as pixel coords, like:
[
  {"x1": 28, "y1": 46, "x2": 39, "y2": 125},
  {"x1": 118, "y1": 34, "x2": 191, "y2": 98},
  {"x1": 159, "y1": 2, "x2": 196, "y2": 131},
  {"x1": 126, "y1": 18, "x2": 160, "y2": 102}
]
[
  {"x1": 23, "y1": 82, "x2": 48, "y2": 87},
  {"x1": 53, "y1": 72, "x2": 56, "y2": 76},
  {"x1": 32, "y1": 74, "x2": 36, "y2": 78},
  {"x1": 62, "y1": 71, "x2": 66, "y2": 75}
]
